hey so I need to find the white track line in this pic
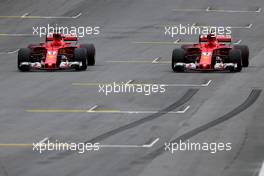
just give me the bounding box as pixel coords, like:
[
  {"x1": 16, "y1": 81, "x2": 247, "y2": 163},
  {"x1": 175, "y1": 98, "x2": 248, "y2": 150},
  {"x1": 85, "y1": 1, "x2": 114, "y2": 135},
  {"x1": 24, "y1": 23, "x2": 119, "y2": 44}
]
[
  {"x1": 174, "y1": 39, "x2": 181, "y2": 44},
  {"x1": 100, "y1": 138, "x2": 159, "y2": 148},
  {"x1": 152, "y1": 57, "x2": 162, "y2": 64},
  {"x1": 26, "y1": 105, "x2": 191, "y2": 114},
  {"x1": 248, "y1": 24, "x2": 253, "y2": 28},
  {"x1": 207, "y1": 7, "x2": 262, "y2": 13},
  {"x1": 34, "y1": 12, "x2": 82, "y2": 19},
  {"x1": 176, "y1": 106, "x2": 190, "y2": 114},
  {"x1": 193, "y1": 23, "x2": 252, "y2": 29},
  {"x1": 259, "y1": 162, "x2": 264, "y2": 176},
  {"x1": 72, "y1": 13, "x2": 82, "y2": 19},
  {"x1": 21, "y1": 13, "x2": 29, "y2": 18},
  {"x1": 205, "y1": 7, "x2": 211, "y2": 12},
  {"x1": 173, "y1": 7, "x2": 261, "y2": 13},
  {"x1": 143, "y1": 138, "x2": 160, "y2": 147},
  {"x1": 87, "y1": 105, "x2": 98, "y2": 112},
  {"x1": 38, "y1": 137, "x2": 49, "y2": 144},
  {"x1": 7, "y1": 49, "x2": 19, "y2": 54},
  {"x1": 72, "y1": 80, "x2": 212, "y2": 87},
  {"x1": 0, "y1": 13, "x2": 82, "y2": 19},
  {"x1": 257, "y1": 8, "x2": 262, "y2": 13},
  {"x1": 202, "y1": 80, "x2": 212, "y2": 87},
  {"x1": 172, "y1": 8, "x2": 205, "y2": 12},
  {"x1": 132, "y1": 41, "x2": 193, "y2": 45},
  {"x1": 89, "y1": 110, "x2": 186, "y2": 114},
  {"x1": 126, "y1": 80, "x2": 134, "y2": 84},
  {"x1": 231, "y1": 24, "x2": 252, "y2": 29},
  {"x1": 233, "y1": 40, "x2": 242, "y2": 45},
  {"x1": 88, "y1": 105, "x2": 190, "y2": 114},
  {"x1": 0, "y1": 49, "x2": 19, "y2": 54},
  {"x1": 164, "y1": 80, "x2": 212, "y2": 87},
  {"x1": 0, "y1": 34, "x2": 34, "y2": 37}
]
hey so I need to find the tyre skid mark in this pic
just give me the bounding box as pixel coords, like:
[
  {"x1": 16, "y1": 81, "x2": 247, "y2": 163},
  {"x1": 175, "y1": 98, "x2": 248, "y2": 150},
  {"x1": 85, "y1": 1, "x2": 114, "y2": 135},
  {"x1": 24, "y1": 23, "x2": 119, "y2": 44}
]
[
  {"x1": 45, "y1": 89, "x2": 198, "y2": 160},
  {"x1": 143, "y1": 89, "x2": 262, "y2": 161}
]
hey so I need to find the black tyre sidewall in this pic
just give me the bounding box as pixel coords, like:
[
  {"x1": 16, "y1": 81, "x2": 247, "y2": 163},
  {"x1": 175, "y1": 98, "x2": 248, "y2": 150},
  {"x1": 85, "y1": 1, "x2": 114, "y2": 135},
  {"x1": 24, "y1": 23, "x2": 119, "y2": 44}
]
[
  {"x1": 74, "y1": 48, "x2": 87, "y2": 71},
  {"x1": 18, "y1": 48, "x2": 31, "y2": 72},
  {"x1": 229, "y1": 49, "x2": 242, "y2": 72},
  {"x1": 80, "y1": 44, "x2": 95, "y2": 66},
  {"x1": 234, "y1": 45, "x2": 249, "y2": 67},
  {"x1": 172, "y1": 48, "x2": 185, "y2": 72}
]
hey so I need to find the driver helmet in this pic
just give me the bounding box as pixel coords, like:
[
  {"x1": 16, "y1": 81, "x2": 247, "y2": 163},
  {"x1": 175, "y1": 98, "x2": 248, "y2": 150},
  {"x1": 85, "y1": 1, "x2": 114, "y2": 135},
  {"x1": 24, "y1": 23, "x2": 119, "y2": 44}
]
[
  {"x1": 52, "y1": 33, "x2": 63, "y2": 46},
  {"x1": 207, "y1": 34, "x2": 217, "y2": 47}
]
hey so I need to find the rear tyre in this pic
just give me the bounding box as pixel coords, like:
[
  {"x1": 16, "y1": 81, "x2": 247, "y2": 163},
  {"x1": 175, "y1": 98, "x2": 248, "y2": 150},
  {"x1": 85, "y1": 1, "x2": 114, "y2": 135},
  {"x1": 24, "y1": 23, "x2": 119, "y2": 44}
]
[
  {"x1": 74, "y1": 48, "x2": 87, "y2": 71},
  {"x1": 234, "y1": 45, "x2": 249, "y2": 67},
  {"x1": 80, "y1": 44, "x2": 95, "y2": 66},
  {"x1": 172, "y1": 48, "x2": 185, "y2": 72},
  {"x1": 229, "y1": 49, "x2": 242, "y2": 72},
  {"x1": 18, "y1": 48, "x2": 31, "y2": 72}
]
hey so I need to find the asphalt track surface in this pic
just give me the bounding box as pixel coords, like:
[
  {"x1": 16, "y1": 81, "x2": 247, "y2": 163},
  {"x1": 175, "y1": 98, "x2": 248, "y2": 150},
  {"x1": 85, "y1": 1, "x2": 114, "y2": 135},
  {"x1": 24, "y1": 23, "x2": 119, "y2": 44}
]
[{"x1": 0, "y1": 0, "x2": 264, "y2": 176}]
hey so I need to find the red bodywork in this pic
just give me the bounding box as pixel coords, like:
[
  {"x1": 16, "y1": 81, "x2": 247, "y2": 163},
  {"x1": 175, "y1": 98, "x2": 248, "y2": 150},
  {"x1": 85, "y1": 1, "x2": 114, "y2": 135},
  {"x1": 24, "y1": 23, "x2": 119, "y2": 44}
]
[
  {"x1": 28, "y1": 34, "x2": 79, "y2": 69},
  {"x1": 183, "y1": 35, "x2": 233, "y2": 70}
]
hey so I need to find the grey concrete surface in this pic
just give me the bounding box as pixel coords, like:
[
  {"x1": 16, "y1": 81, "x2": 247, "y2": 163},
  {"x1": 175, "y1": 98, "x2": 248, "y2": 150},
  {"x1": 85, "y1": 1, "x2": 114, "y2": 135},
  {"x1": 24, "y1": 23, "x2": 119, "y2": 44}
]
[{"x1": 0, "y1": 0, "x2": 263, "y2": 175}]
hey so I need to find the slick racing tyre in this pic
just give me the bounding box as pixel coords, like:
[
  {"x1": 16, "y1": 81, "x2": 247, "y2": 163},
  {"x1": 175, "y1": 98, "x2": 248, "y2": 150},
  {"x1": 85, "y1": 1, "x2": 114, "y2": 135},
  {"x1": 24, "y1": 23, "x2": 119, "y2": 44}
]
[
  {"x1": 80, "y1": 44, "x2": 95, "y2": 66},
  {"x1": 229, "y1": 49, "x2": 242, "y2": 72},
  {"x1": 18, "y1": 48, "x2": 31, "y2": 72},
  {"x1": 234, "y1": 45, "x2": 249, "y2": 67},
  {"x1": 74, "y1": 48, "x2": 87, "y2": 71},
  {"x1": 172, "y1": 48, "x2": 185, "y2": 72}
]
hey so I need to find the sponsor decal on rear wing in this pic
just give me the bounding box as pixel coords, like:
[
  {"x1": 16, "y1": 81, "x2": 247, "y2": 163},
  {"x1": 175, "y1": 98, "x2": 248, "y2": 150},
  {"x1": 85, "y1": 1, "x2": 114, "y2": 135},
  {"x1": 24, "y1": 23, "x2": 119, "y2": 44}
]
[
  {"x1": 199, "y1": 35, "x2": 232, "y2": 43},
  {"x1": 46, "y1": 34, "x2": 78, "y2": 41}
]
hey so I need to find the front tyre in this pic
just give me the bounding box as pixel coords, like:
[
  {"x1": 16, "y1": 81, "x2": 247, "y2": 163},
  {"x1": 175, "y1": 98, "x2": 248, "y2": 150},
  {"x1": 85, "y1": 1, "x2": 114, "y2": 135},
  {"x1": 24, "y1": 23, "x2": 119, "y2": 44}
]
[
  {"x1": 18, "y1": 48, "x2": 31, "y2": 72},
  {"x1": 172, "y1": 48, "x2": 185, "y2": 72},
  {"x1": 234, "y1": 45, "x2": 249, "y2": 67},
  {"x1": 229, "y1": 49, "x2": 242, "y2": 72},
  {"x1": 74, "y1": 48, "x2": 87, "y2": 71}
]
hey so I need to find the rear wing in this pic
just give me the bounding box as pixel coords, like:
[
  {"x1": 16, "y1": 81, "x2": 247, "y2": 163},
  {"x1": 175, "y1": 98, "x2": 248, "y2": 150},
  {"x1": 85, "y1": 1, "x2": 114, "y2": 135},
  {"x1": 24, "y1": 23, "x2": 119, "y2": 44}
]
[
  {"x1": 199, "y1": 35, "x2": 232, "y2": 43},
  {"x1": 46, "y1": 34, "x2": 78, "y2": 42}
]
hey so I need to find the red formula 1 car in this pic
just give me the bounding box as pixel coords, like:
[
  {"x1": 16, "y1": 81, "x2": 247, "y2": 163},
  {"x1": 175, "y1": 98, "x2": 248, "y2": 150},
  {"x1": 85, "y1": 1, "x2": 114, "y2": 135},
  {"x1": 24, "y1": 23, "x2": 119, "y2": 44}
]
[
  {"x1": 171, "y1": 34, "x2": 249, "y2": 72},
  {"x1": 17, "y1": 33, "x2": 95, "y2": 71}
]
